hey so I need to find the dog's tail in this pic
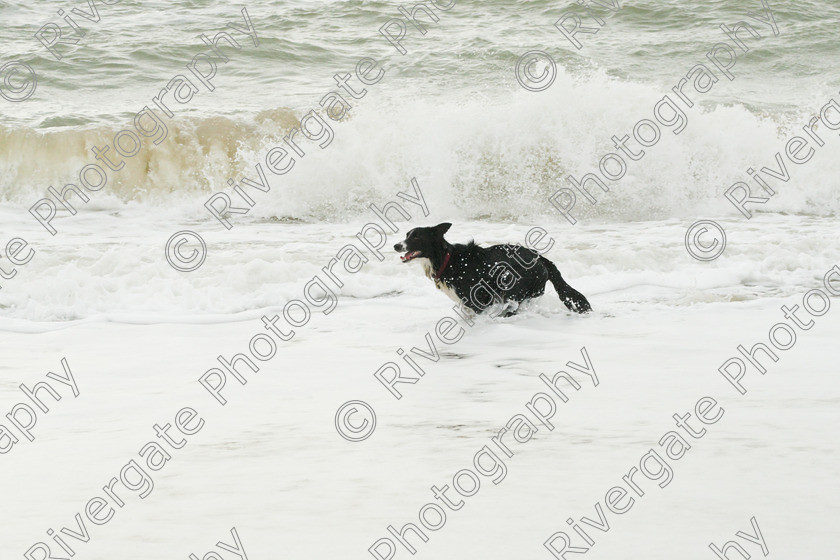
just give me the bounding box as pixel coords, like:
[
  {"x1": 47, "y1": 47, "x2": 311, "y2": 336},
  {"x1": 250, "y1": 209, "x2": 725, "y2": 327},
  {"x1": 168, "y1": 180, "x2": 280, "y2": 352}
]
[{"x1": 540, "y1": 256, "x2": 592, "y2": 314}]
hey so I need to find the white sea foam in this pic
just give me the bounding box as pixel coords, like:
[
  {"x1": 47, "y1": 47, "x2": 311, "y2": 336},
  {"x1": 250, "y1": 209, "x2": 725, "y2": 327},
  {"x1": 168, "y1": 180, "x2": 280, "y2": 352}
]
[
  {"x1": 5, "y1": 72, "x2": 840, "y2": 226},
  {"x1": 0, "y1": 206, "x2": 836, "y2": 323}
]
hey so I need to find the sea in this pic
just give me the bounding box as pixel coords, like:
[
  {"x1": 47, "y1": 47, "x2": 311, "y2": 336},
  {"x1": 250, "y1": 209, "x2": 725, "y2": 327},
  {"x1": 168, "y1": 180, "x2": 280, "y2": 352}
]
[{"x1": 0, "y1": 1, "x2": 838, "y2": 559}]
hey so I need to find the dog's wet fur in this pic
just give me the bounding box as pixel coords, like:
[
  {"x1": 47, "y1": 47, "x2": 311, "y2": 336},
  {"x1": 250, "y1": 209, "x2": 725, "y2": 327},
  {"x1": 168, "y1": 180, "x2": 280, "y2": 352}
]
[{"x1": 394, "y1": 223, "x2": 591, "y2": 316}]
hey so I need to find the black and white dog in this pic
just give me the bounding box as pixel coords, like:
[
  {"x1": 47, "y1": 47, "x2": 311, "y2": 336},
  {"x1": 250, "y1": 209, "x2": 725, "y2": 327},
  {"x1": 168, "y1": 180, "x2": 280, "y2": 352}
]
[{"x1": 394, "y1": 223, "x2": 591, "y2": 315}]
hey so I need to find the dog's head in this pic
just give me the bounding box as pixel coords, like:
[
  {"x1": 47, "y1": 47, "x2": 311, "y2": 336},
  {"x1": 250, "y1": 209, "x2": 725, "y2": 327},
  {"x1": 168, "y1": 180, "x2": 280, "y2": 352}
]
[{"x1": 393, "y1": 222, "x2": 451, "y2": 263}]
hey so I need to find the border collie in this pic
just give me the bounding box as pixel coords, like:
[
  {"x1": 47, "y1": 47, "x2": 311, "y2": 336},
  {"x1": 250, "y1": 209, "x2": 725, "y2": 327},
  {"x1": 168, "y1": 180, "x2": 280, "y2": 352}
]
[{"x1": 394, "y1": 223, "x2": 591, "y2": 315}]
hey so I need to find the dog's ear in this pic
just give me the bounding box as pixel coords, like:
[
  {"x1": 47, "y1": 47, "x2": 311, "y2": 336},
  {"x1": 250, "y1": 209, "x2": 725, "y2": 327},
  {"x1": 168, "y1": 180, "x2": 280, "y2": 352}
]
[{"x1": 434, "y1": 222, "x2": 452, "y2": 236}]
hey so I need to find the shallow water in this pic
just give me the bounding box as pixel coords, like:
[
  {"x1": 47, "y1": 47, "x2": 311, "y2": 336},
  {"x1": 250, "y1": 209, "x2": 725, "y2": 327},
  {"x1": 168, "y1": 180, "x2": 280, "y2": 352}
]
[{"x1": 1, "y1": 0, "x2": 839, "y2": 558}]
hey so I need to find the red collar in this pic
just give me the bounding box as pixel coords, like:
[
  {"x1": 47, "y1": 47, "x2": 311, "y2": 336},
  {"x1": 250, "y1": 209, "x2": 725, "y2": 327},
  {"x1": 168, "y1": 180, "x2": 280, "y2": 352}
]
[{"x1": 434, "y1": 252, "x2": 451, "y2": 280}]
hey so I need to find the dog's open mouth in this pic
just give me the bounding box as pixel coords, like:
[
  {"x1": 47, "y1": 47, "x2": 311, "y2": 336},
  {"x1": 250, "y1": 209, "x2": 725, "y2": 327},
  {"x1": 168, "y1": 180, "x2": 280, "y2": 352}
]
[{"x1": 400, "y1": 251, "x2": 422, "y2": 262}]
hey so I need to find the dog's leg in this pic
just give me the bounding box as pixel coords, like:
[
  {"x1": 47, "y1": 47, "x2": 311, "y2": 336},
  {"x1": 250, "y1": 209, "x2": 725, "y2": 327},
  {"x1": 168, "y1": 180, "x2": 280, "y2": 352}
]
[
  {"x1": 498, "y1": 301, "x2": 520, "y2": 318},
  {"x1": 540, "y1": 257, "x2": 592, "y2": 313}
]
